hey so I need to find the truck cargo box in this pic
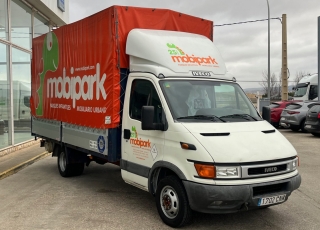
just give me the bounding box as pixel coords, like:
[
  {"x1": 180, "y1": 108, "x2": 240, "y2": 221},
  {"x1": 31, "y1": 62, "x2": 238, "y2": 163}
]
[{"x1": 30, "y1": 5, "x2": 213, "y2": 129}]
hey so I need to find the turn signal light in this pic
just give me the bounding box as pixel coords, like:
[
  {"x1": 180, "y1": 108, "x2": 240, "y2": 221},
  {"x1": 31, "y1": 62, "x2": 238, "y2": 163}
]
[
  {"x1": 180, "y1": 142, "x2": 196, "y2": 150},
  {"x1": 194, "y1": 163, "x2": 216, "y2": 179}
]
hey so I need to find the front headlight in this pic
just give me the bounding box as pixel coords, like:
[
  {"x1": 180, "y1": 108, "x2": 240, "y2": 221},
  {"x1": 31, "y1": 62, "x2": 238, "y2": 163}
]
[
  {"x1": 292, "y1": 157, "x2": 299, "y2": 170},
  {"x1": 216, "y1": 166, "x2": 241, "y2": 178},
  {"x1": 194, "y1": 163, "x2": 241, "y2": 179}
]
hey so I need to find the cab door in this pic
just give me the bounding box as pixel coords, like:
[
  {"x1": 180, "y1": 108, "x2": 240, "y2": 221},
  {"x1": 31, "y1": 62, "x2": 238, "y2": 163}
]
[{"x1": 121, "y1": 77, "x2": 165, "y2": 190}]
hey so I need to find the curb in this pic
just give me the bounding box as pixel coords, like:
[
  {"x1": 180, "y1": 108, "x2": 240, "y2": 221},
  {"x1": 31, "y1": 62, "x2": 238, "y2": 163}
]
[
  {"x1": 0, "y1": 139, "x2": 41, "y2": 158},
  {"x1": 0, "y1": 151, "x2": 50, "y2": 180}
]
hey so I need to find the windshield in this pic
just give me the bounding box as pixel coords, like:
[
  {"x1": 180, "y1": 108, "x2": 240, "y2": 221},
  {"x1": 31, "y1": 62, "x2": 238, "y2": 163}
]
[
  {"x1": 160, "y1": 80, "x2": 261, "y2": 122},
  {"x1": 294, "y1": 85, "x2": 308, "y2": 97}
]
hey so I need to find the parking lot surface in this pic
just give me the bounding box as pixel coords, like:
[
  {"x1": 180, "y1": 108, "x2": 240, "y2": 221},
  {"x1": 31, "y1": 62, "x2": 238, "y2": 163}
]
[{"x1": 0, "y1": 129, "x2": 319, "y2": 229}]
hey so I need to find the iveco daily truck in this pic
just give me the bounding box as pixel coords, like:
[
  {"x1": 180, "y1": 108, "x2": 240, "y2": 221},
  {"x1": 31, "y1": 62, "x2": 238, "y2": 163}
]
[{"x1": 31, "y1": 6, "x2": 301, "y2": 228}]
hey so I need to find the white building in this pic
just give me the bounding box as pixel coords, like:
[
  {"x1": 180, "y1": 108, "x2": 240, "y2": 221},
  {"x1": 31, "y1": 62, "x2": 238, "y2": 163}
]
[{"x1": 0, "y1": 0, "x2": 69, "y2": 149}]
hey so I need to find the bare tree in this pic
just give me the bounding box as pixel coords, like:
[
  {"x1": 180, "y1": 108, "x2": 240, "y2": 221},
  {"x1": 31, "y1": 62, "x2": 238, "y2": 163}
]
[
  {"x1": 259, "y1": 70, "x2": 278, "y2": 97},
  {"x1": 294, "y1": 71, "x2": 310, "y2": 86}
]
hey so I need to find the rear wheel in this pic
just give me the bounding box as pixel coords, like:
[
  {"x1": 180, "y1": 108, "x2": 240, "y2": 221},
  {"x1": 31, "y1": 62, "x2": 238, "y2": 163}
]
[
  {"x1": 311, "y1": 133, "x2": 320, "y2": 137},
  {"x1": 58, "y1": 151, "x2": 84, "y2": 177},
  {"x1": 290, "y1": 125, "x2": 300, "y2": 132},
  {"x1": 300, "y1": 119, "x2": 308, "y2": 133},
  {"x1": 155, "y1": 176, "x2": 192, "y2": 228}
]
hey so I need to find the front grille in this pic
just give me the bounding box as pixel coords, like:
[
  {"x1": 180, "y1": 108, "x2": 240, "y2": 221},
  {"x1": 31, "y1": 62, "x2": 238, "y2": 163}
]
[
  {"x1": 248, "y1": 164, "x2": 287, "y2": 175},
  {"x1": 253, "y1": 182, "x2": 288, "y2": 196}
]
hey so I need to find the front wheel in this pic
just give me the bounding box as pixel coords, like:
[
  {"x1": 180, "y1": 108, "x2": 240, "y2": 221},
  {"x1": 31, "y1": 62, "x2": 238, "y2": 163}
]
[{"x1": 155, "y1": 176, "x2": 192, "y2": 228}]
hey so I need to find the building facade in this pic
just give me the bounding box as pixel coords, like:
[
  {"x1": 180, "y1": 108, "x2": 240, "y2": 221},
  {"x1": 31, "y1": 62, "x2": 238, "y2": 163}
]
[{"x1": 0, "y1": 0, "x2": 69, "y2": 149}]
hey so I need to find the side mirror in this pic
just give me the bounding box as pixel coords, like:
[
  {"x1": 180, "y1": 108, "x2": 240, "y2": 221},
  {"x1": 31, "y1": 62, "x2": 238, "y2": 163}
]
[
  {"x1": 262, "y1": 106, "x2": 271, "y2": 123},
  {"x1": 24, "y1": 96, "x2": 30, "y2": 108},
  {"x1": 141, "y1": 106, "x2": 164, "y2": 131}
]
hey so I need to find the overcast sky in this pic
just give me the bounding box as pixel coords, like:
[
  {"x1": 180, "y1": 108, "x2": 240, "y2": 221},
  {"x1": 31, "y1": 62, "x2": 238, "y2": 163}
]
[{"x1": 69, "y1": 0, "x2": 320, "y2": 89}]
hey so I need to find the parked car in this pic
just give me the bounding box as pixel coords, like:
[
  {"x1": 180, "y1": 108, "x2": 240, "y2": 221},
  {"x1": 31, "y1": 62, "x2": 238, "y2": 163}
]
[
  {"x1": 304, "y1": 103, "x2": 320, "y2": 136},
  {"x1": 280, "y1": 101, "x2": 319, "y2": 132},
  {"x1": 269, "y1": 100, "x2": 301, "y2": 128}
]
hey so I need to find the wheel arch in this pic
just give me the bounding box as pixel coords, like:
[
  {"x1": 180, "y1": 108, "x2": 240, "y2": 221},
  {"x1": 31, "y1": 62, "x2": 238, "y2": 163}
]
[{"x1": 148, "y1": 161, "x2": 187, "y2": 196}]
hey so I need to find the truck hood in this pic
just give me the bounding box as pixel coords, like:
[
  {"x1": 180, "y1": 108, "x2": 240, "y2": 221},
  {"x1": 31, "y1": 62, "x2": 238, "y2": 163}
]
[{"x1": 182, "y1": 121, "x2": 297, "y2": 163}]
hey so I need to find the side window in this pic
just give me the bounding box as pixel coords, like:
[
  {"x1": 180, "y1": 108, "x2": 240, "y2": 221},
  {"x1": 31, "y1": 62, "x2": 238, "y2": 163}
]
[
  {"x1": 309, "y1": 85, "x2": 318, "y2": 100},
  {"x1": 129, "y1": 80, "x2": 162, "y2": 122}
]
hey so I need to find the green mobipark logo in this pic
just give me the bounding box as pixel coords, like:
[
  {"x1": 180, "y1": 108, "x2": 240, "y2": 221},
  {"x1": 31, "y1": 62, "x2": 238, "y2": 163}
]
[
  {"x1": 129, "y1": 126, "x2": 151, "y2": 148},
  {"x1": 131, "y1": 126, "x2": 138, "y2": 138},
  {"x1": 36, "y1": 32, "x2": 59, "y2": 116},
  {"x1": 166, "y1": 43, "x2": 218, "y2": 66}
]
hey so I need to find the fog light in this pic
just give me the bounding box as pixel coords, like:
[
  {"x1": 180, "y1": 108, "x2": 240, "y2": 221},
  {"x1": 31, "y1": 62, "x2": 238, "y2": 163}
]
[{"x1": 210, "y1": 201, "x2": 223, "y2": 206}]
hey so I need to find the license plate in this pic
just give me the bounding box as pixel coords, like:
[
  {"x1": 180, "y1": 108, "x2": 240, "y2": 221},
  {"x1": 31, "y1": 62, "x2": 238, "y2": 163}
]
[
  {"x1": 305, "y1": 125, "x2": 311, "y2": 129},
  {"x1": 258, "y1": 194, "x2": 286, "y2": 206}
]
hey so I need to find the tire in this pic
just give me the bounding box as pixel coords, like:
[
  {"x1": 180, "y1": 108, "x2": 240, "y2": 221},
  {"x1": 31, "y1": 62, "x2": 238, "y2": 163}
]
[
  {"x1": 290, "y1": 125, "x2": 300, "y2": 132},
  {"x1": 311, "y1": 133, "x2": 320, "y2": 137},
  {"x1": 58, "y1": 151, "x2": 84, "y2": 177},
  {"x1": 300, "y1": 119, "x2": 308, "y2": 133},
  {"x1": 72, "y1": 163, "x2": 85, "y2": 176},
  {"x1": 155, "y1": 176, "x2": 192, "y2": 228},
  {"x1": 272, "y1": 122, "x2": 279, "y2": 128}
]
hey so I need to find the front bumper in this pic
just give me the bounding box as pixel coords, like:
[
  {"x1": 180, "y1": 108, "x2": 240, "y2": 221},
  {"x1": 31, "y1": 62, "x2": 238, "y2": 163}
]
[
  {"x1": 183, "y1": 174, "x2": 301, "y2": 214},
  {"x1": 280, "y1": 117, "x2": 300, "y2": 126},
  {"x1": 304, "y1": 124, "x2": 320, "y2": 133}
]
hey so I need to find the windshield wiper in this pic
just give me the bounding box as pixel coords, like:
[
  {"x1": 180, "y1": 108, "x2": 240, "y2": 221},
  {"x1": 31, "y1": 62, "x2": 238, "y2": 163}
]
[
  {"x1": 220, "y1": 114, "x2": 258, "y2": 121},
  {"x1": 177, "y1": 115, "x2": 226, "y2": 122}
]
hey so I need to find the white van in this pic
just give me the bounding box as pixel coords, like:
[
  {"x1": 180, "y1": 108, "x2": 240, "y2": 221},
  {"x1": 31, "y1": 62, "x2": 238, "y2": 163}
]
[{"x1": 293, "y1": 74, "x2": 318, "y2": 101}]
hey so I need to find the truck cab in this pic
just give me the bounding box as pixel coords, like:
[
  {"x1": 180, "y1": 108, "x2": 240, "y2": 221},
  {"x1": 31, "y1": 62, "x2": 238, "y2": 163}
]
[{"x1": 293, "y1": 74, "x2": 318, "y2": 101}]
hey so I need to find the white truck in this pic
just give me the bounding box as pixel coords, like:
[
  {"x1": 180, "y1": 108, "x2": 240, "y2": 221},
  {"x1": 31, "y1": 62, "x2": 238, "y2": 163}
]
[
  {"x1": 0, "y1": 80, "x2": 30, "y2": 121},
  {"x1": 293, "y1": 73, "x2": 318, "y2": 101},
  {"x1": 31, "y1": 6, "x2": 301, "y2": 227}
]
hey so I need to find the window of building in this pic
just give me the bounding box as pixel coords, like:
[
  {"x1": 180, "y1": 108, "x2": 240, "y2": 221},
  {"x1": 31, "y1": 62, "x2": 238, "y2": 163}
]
[
  {"x1": 12, "y1": 48, "x2": 31, "y2": 143},
  {"x1": 11, "y1": 0, "x2": 32, "y2": 50},
  {"x1": 0, "y1": 0, "x2": 8, "y2": 40},
  {"x1": 34, "y1": 13, "x2": 49, "y2": 38},
  {"x1": 0, "y1": 43, "x2": 9, "y2": 148}
]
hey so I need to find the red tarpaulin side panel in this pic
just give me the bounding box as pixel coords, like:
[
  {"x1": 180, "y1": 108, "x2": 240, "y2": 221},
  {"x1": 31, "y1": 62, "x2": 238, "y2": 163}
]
[
  {"x1": 115, "y1": 6, "x2": 213, "y2": 68},
  {"x1": 31, "y1": 6, "x2": 120, "y2": 129},
  {"x1": 30, "y1": 5, "x2": 213, "y2": 129}
]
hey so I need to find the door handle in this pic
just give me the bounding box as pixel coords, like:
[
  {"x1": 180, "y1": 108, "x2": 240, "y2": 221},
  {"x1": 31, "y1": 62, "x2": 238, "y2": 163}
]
[{"x1": 124, "y1": 129, "x2": 131, "y2": 140}]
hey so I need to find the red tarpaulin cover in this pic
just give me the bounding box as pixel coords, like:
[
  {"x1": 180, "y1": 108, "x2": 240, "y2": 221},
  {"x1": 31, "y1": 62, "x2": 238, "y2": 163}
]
[{"x1": 30, "y1": 5, "x2": 213, "y2": 129}]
